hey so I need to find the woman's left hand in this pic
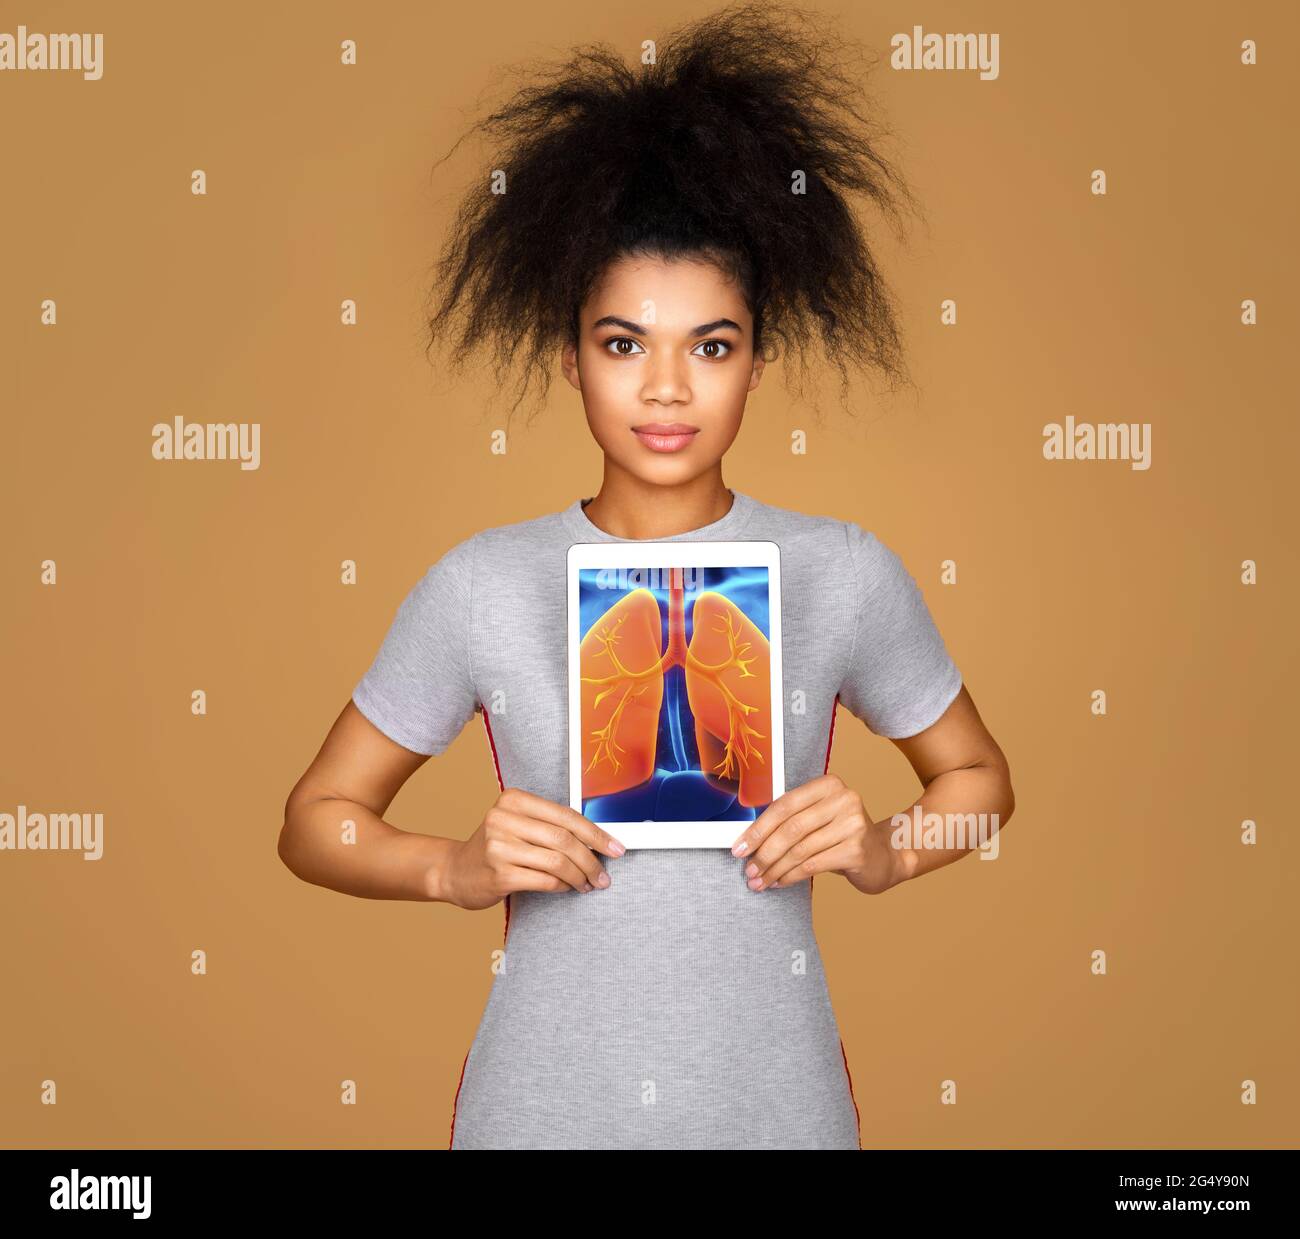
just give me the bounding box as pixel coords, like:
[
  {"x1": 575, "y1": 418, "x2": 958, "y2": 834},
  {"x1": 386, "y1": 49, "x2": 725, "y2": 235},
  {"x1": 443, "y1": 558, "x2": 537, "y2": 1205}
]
[{"x1": 730, "y1": 773, "x2": 896, "y2": 895}]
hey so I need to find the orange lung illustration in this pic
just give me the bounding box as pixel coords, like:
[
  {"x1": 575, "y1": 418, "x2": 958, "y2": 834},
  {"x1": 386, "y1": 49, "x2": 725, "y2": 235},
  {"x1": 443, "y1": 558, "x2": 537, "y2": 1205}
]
[
  {"x1": 684, "y1": 591, "x2": 773, "y2": 808},
  {"x1": 579, "y1": 573, "x2": 773, "y2": 809},
  {"x1": 579, "y1": 589, "x2": 665, "y2": 799}
]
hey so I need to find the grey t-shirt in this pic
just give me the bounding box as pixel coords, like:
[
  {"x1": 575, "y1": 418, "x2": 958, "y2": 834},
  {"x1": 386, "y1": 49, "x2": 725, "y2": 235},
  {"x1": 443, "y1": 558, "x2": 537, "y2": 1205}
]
[{"x1": 352, "y1": 489, "x2": 962, "y2": 1150}]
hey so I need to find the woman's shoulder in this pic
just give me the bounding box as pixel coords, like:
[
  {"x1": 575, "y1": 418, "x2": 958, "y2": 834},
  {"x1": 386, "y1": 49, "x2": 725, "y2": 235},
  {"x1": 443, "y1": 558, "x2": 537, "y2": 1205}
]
[
  {"x1": 745, "y1": 493, "x2": 889, "y2": 563},
  {"x1": 420, "y1": 505, "x2": 572, "y2": 577},
  {"x1": 744, "y1": 494, "x2": 928, "y2": 606}
]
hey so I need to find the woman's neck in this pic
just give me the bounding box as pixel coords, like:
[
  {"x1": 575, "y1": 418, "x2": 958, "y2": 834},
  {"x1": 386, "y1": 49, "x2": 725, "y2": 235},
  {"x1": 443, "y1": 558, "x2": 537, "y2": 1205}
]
[{"x1": 581, "y1": 466, "x2": 734, "y2": 539}]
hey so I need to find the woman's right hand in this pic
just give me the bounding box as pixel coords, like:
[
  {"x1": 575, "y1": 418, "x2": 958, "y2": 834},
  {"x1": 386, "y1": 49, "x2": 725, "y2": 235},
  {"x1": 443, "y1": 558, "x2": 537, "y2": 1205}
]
[{"x1": 440, "y1": 787, "x2": 627, "y2": 910}]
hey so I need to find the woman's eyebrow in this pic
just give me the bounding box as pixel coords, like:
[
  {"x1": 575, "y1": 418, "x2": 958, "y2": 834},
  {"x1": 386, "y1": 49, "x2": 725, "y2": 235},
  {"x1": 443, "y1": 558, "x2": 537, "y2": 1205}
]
[{"x1": 590, "y1": 315, "x2": 742, "y2": 336}]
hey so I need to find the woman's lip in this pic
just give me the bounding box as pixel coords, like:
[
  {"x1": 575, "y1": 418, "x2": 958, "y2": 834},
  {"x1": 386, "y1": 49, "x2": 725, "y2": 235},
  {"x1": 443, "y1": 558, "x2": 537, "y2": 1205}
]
[{"x1": 632, "y1": 426, "x2": 699, "y2": 453}]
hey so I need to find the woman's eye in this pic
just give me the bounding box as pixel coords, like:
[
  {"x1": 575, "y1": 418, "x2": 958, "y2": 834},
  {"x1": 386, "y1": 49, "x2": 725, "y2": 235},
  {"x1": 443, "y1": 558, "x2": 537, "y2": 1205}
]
[
  {"x1": 605, "y1": 336, "x2": 645, "y2": 356},
  {"x1": 692, "y1": 339, "x2": 731, "y2": 360},
  {"x1": 602, "y1": 337, "x2": 733, "y2": 359}
]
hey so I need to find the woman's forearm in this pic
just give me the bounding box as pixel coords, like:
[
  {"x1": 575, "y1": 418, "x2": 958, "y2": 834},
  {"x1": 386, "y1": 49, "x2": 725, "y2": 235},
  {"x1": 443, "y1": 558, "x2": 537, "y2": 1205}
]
[
  {"x1": 277, "y1": 796, "x2": 460, "y2": 903},
  {"x1": 875, "y1": 761, "x2": 1015, "y2": 888}
]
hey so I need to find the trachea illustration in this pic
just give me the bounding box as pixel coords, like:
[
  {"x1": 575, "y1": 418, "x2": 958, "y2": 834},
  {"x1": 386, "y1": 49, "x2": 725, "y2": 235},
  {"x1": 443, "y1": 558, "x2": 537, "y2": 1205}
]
[{"x1": 579, "y1": 566, "x2": 773, "y2": 821}]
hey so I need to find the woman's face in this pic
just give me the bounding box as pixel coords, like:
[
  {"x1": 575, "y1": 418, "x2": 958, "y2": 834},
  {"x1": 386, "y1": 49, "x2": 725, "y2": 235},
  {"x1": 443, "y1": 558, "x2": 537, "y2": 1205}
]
[{"x1": 561, "y1": 254, "x2": 765, "y2": 486}]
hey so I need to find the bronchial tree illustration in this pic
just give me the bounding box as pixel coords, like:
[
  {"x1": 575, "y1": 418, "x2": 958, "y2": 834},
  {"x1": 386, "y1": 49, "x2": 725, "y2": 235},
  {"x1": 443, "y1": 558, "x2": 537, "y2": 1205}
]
[
  {"x1": 687, "y1": 606, "x2": 765, "y2": 781},
  {"x1": 585, "y1": 611, "x2": 655, "y2": 776}
]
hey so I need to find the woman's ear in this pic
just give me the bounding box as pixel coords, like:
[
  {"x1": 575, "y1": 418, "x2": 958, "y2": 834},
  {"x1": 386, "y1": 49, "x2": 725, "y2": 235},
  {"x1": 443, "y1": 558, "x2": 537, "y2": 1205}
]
[
  {"x1": 747, "y1": 350, "x2": 766, "y2": 392},
  {"x1": 560, "y1": 339, "x2": 581, "y2": 391}
]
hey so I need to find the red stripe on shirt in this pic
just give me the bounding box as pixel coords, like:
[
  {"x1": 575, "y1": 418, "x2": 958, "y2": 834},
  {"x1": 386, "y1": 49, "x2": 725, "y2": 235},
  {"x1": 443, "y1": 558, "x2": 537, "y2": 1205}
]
[
  {"x1": 813, "y1": 693, "x2": 862, "y2": 1149},
  {"x1": 449, "y1": 706, "x2": 508, "y2": 1150}
]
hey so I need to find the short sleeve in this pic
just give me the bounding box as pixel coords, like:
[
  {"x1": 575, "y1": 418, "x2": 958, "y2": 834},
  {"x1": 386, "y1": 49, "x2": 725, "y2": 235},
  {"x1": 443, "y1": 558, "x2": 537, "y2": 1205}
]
[
  {"x1": 351, "y1": 539, "x2": 480, "y2": 756},
  {"x1": 837, "y1": 523, "x2": 963, "y2": 739}
]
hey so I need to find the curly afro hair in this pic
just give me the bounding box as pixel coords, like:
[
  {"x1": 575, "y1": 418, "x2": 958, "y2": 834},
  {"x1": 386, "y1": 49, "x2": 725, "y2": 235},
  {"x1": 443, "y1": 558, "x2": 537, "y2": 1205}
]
[{"x1": 423, "y1": 0, "x2": 921, "y2": 424}]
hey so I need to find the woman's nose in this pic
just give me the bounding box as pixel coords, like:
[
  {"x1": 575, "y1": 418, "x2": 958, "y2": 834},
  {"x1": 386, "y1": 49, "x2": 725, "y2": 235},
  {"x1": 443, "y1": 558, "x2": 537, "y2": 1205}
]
[{"x1": 640, "y1": 353, "x2": 691, "y2": 403}]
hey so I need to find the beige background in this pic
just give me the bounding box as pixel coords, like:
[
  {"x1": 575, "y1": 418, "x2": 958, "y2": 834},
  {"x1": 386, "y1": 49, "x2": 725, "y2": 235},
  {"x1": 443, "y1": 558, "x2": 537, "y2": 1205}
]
[{"x1": 2, "y1": 0, "x2": 1296, "y2": 1148}]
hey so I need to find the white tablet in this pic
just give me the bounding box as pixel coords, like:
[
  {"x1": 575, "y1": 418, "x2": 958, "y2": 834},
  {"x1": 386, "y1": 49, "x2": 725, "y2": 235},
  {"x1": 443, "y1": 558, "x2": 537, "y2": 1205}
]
[{"x1": 567, "y1": 539, "x2": 784, "y2": 848}]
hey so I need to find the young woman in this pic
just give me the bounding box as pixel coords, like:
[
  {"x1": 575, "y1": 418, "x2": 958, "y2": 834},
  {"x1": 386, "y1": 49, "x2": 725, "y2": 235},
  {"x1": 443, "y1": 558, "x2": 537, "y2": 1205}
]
[{"x1": 279, "y1": 2, "x2": 1014, "y2": 1150}]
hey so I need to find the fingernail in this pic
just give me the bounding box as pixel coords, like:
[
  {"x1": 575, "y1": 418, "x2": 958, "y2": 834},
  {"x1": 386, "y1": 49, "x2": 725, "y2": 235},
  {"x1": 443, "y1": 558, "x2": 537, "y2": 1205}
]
[
  {"x1": 581, "y1": 883, "x2": 592, "y2": 892},
  {"x1": 733, "y1": 841, "x2": 749, "y2": 857},
  {"x1": 745, "y1": 862, "x2": 758, "y2": 878},
  {"x1": 596, "y1": 871, "x2": 611, "y2": 888},
  {"x1": 748, "y1": 877, "x2": 764, "y2": 891},
  {"x1": 609, "y1": 839, "x2": 626, "y2": 856}
]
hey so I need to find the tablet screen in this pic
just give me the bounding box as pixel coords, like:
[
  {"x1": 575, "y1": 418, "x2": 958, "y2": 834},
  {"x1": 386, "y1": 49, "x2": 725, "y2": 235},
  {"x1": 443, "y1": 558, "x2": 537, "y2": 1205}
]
[{"x1": 569, "y1": 545, "x2": 783, "y2": 846}]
